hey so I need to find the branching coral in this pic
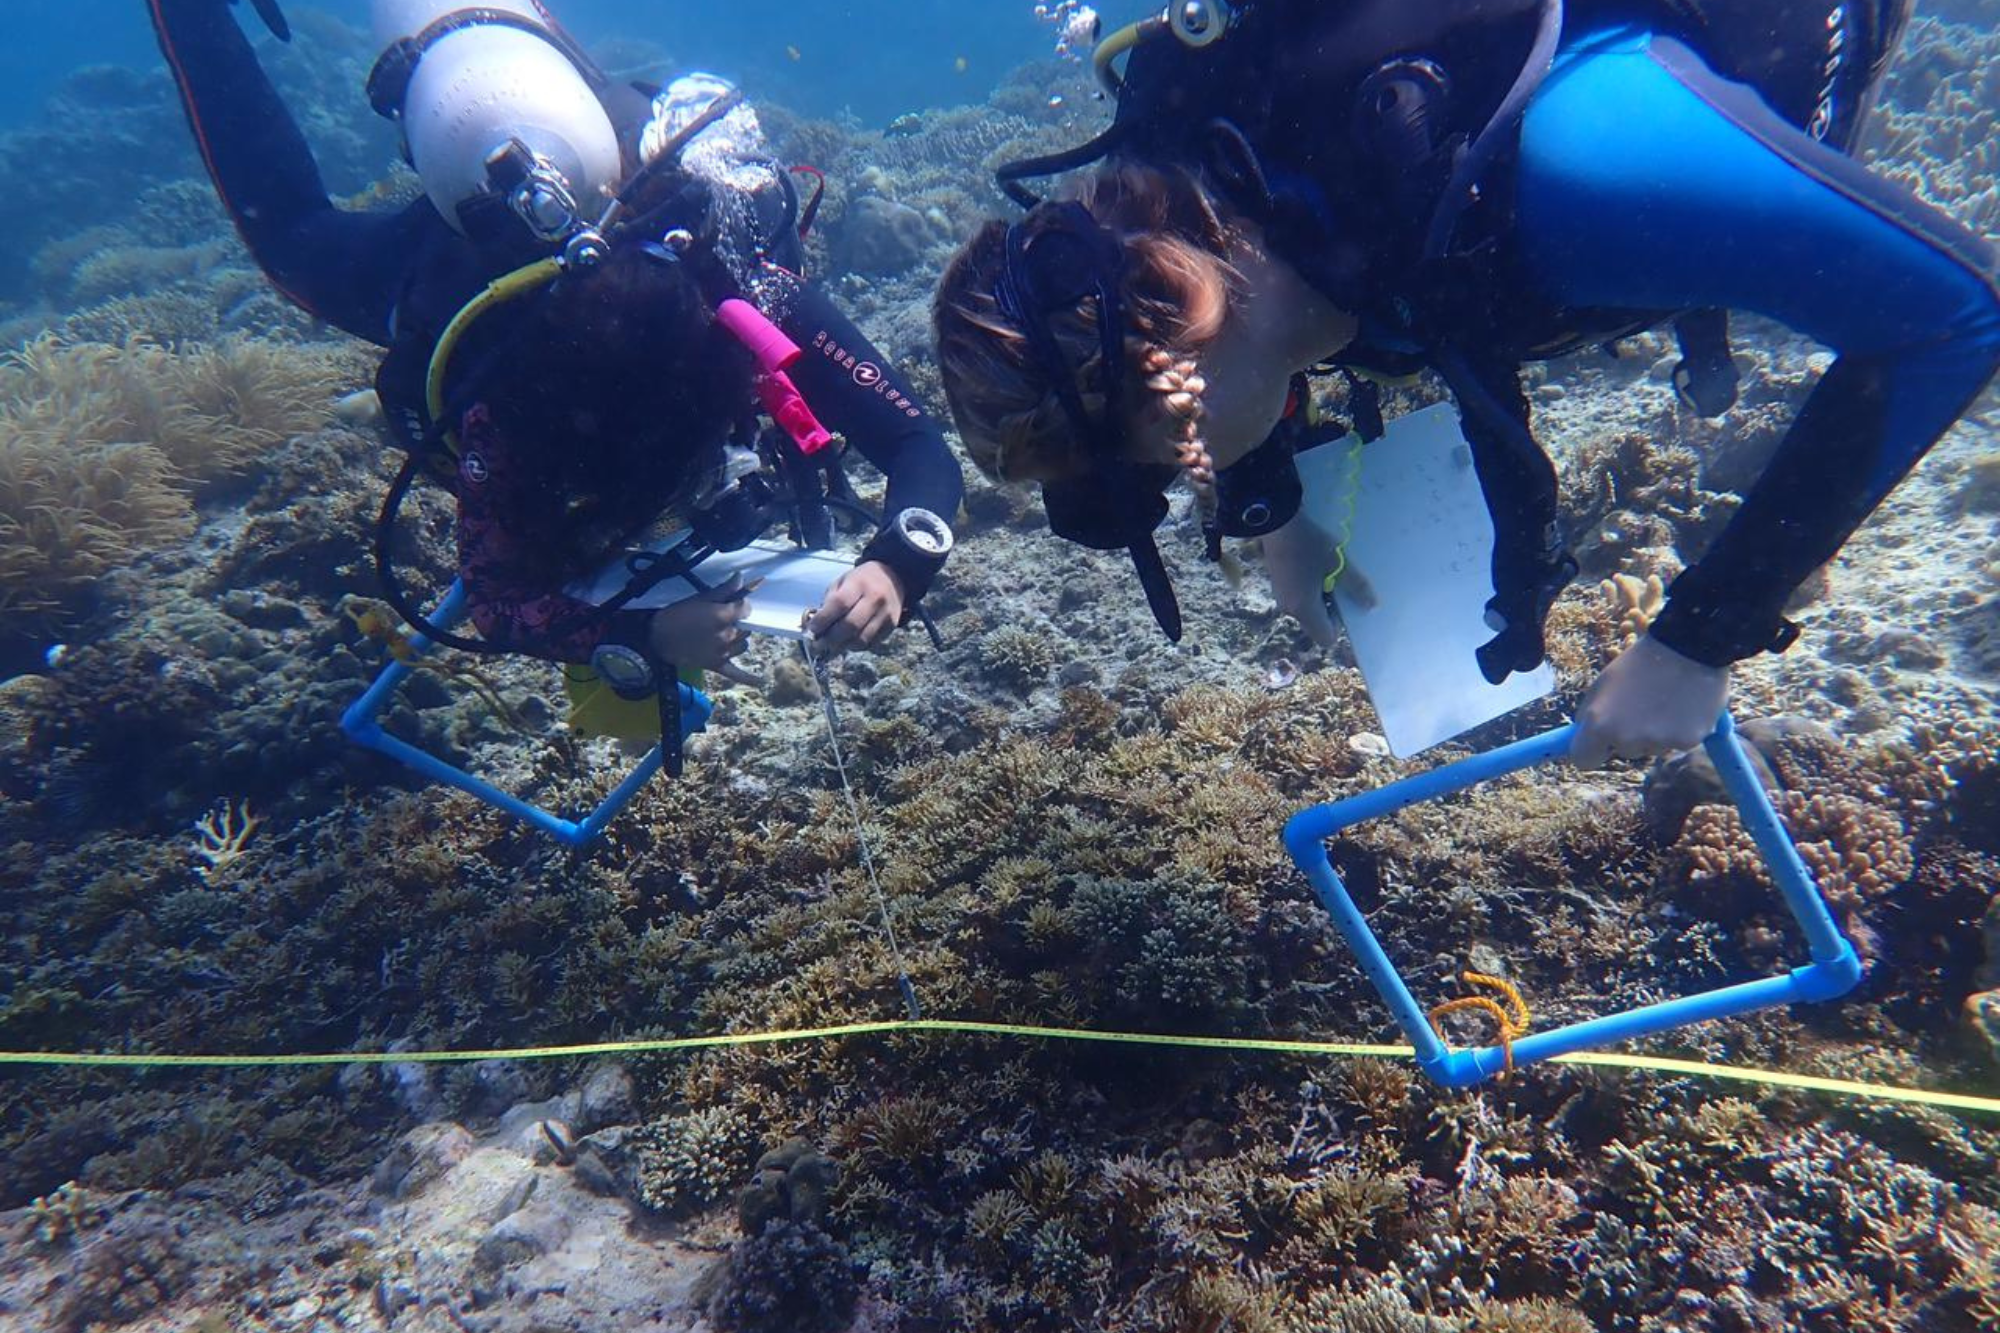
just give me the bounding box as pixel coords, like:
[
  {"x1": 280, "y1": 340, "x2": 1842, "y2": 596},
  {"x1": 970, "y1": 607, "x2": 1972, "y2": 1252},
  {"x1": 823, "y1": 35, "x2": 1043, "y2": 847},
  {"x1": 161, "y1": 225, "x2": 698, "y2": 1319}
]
[
  {"x1": 1599, "y1": 571, "x2": 1666, "y2": 655},
  {"x1": 1677, "y1": 788, "x2": 1915, "y2": 957},
  {"x1": 190, "y1": 797, "x2": 260, "y2": 883},
  {"x1": 979, "y1": 624, "x2": 1058, "y2": 692},
  {"x1": 635, "y1": 1105, "x2": 758, "y2": 1213}
]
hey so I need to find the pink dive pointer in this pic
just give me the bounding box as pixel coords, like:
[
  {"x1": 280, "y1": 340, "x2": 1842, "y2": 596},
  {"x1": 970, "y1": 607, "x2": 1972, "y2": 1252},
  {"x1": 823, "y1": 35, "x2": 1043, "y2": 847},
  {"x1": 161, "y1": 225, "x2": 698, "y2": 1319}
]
[{"x1": 715, "y1": 297, "x2": 835, "y2": 455}]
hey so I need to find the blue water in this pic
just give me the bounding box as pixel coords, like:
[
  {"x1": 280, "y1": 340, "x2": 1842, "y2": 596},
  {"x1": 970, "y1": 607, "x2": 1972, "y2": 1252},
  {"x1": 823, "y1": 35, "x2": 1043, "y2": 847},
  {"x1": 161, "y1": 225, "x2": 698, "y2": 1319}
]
[{"x1": 0, "y1": 0, "x2": 1150, "y2": 128}]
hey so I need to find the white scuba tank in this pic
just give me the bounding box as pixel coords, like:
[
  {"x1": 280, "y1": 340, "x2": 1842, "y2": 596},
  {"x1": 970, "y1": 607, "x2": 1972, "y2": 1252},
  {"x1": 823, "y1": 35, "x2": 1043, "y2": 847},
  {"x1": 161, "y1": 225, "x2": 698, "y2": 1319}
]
[{"x1": 371, "y1": 0, "x2": 623, "y2": 234}]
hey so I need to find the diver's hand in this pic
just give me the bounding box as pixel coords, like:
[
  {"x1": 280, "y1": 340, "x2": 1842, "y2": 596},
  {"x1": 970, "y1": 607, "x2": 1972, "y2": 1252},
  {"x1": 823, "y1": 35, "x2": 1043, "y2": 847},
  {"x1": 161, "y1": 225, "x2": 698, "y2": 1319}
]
[
  {"x1": 1571, "y1": 634, "x2": 1729, "y2": 769},
  {"x1": 808, "y1": 560, "x2": 905, "y2": 653},
  {"x1": 1263, "y1": 514, "x2": 1339, "y2": 649},
  {"x1": 649, "y1": 574, "x2": 762, "y2": 687}
]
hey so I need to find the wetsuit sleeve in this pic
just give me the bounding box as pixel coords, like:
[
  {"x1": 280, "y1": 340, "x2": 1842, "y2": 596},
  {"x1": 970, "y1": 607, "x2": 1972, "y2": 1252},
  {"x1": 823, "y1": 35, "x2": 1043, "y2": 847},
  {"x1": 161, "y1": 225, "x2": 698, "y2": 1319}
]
[
  {"x1": 1512, "y1": 28, "x2": 2000, "y2": 666},
  {"x1": 455, "y1": 409, "x2": 651, "y2": 665},
  {"x1": 780, "y1": 284, "x2": 966, "y2": 602},
  {"x1": 148, "y1": 0, "x2": 441, "y2": 346}
]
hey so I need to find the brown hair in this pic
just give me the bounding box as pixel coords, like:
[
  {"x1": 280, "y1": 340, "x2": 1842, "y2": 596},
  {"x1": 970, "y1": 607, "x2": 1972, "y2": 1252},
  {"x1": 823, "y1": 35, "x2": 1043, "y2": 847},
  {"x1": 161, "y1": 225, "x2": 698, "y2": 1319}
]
[
  {"x1": 479, "y1": 245, "x2": 755, "y2": 570},
  {"x1": 933, "y1": 162, "x2": 1241, "y2": 521}
]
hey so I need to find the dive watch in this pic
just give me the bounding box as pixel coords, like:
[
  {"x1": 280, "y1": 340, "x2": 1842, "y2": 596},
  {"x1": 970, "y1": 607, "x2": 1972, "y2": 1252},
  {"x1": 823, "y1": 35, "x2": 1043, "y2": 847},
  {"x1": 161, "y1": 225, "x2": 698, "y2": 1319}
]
[
  {"x1": 590, "y1": 643, "x2": 658, "y2": 701},
  {"x1": 890, "y1": 507, "x2": 954, "y2": 558},
  {"x1": 859, "y1": 508, "x2": 955, "y2": 609}
]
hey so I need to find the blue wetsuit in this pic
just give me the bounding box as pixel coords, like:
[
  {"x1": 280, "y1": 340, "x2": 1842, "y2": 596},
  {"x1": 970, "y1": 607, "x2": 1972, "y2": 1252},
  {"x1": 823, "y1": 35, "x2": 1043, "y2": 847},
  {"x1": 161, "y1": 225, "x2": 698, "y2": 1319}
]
[{"x1": 1510, "y1": 23, "x2": 2000, "y2": 665}]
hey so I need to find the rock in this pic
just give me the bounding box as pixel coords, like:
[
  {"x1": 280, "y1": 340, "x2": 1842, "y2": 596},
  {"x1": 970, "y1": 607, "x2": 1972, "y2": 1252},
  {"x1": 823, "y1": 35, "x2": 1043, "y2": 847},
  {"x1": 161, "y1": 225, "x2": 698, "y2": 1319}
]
[
  {"x1": 1348, "y1": 733, "x2": 1391, "y2": 759},
  {"x1": 574, "y1": 1125, "x2": 647, "y2": 1203},
  {"x1": 474, "y1": 1198, "x2": 573, "y2": 1273},
  {"x1": 737, "y1": 1139, "x2": 841, "y2": 1235},
  {"x1": 490, "y1": 1173, "x2": 538, "y2": 1223},
  {"x1": 496, "y1": 1093, "x2": 583, "y2": 1145},
  {"x1": 577, "y1": 1064, "x2": 635, "y2": 1133},
  {"x1": 333, "y1": 388, "x2": 383, "y2": 425},
  {"x1": 378, "y1": 1045, "x2": 443, "y2": 1120},
  {"x1": 768, "y1": 654, "x2": 816, "y2": 706},
  {"x1": 1640, "y1": 720, "x2": 1807, "y2": 843},
  {"x1": 275, "y1": 1293, "x2": 322, "y2": 1325},
  {"x1": 1057, "y1": 660, "x2": 1101, "y2": 688},
  {"x1": 370, "y1": 1124, "x2": 475, "y2": 1199},
  {"x1": 520, "y1": 1119, "x2": 575, "y2": 1165},
  {"x1": 834, "y1": 196, "x2": 936, "y2": 276},
  {"x1": 468, "y1": 1059, "x2": 531, "y2": 1117},
  {"x1": 219, "y1": 589, "x2": 308, "y2": 630}
]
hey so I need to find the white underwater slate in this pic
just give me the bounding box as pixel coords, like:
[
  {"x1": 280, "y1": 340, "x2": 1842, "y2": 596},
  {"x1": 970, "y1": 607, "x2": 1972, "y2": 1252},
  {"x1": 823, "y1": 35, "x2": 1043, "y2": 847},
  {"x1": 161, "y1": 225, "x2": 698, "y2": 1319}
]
[
  {"x1": 1301, "y1": 401, "x2": 1554, "y2": 758},
  {"x1": 566, "y1": 539, "x2": 854, "y2": 639}
]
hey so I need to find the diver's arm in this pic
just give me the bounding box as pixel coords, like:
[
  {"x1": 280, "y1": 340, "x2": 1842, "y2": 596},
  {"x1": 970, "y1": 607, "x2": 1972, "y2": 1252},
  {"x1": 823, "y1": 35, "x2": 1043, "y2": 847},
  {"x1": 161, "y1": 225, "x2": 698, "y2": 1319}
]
[
  {"x1": 1263, "y1": 513, "x2": 1341, "y2": 649},
  {"x1": 1513, "y1": 31, "x2": 2000, "y2": 671},
  {"x1": 780, "y1": 285, "x2": 966, "y2": 603},
  {"x1": 148, "y1": 0, "x2": 441, "y2": 346}
]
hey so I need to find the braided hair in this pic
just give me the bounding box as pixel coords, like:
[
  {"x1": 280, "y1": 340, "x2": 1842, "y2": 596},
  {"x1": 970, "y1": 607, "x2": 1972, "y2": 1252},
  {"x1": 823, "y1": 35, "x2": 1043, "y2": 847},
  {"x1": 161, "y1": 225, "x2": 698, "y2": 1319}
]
[{"x1": 935, "y1": 162, "x2": 1242, "y2": 512}]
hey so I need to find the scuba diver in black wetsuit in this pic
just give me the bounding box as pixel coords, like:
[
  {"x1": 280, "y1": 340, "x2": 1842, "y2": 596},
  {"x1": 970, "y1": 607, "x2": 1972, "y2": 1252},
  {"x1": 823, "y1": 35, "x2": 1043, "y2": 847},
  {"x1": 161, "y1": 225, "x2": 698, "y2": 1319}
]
[
  {"x1": 151, "y1": 0, "x2": 963, "y2": 726},
  {"x1": 934, "y1": 0, "x2": 2000, "y2": 768}
]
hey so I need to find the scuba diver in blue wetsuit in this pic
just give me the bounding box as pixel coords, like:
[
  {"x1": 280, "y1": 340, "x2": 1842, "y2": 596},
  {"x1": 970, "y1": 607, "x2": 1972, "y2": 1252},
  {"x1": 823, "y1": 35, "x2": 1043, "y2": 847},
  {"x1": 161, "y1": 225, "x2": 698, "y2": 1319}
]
[
  {"x1": 151, "y1": 0, "x2": 962, "y2": 751},
  {"x1": 934, "y1": 0, "x2": 2000, "y2": 768}
]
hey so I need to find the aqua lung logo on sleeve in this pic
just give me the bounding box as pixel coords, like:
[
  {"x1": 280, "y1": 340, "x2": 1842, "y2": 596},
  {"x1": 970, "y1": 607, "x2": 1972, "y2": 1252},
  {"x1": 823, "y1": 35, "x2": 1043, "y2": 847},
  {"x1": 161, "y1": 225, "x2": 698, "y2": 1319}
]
[
  {"x1": 811, "y1": 330, "x2": 924, "y2": 418},
  {"x1": 1809, "y1": 5, "x2": 1849, "y2": 142},
  {"x1": 461, "y1": 451, "x2": 490, "y2": 485}
]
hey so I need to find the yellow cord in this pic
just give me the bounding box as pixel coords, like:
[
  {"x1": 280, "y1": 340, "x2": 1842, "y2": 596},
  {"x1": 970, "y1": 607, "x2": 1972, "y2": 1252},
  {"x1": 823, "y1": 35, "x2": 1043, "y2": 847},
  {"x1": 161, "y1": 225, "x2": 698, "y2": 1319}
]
[
  {"x1": 1321, "y1": 434, "x2": 1364, "y2": 593},
  {"x1": 425, "y1": 256, "x2": 566, "y2": 455},
  {"x1": 1091, "y1": 18, "x2": 1155, "y2": 95},
  {"x1": 6, "y1": 1019, "x2": 1996, "y2": 1117}
]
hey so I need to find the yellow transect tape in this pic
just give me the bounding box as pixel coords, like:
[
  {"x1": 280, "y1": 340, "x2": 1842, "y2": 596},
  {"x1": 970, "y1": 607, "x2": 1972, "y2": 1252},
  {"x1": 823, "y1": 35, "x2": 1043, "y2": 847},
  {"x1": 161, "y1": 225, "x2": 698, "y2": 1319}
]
[{"x1": 3, "y1": 1019, "x2": 1996, "y2": 1117}]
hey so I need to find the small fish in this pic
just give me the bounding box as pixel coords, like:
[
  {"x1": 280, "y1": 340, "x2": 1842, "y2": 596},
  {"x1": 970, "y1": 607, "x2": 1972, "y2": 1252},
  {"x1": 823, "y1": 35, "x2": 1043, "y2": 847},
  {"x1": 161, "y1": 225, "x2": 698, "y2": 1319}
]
[
  {"x1": 786, "y1": 44, "x2": 803, "y2": 62},
  {"x1": 43, "y1": 643, "x2": 67, "y2": 669},
  {"x1": 954, "y1": 56, "x2": 969, "y2": 73}
]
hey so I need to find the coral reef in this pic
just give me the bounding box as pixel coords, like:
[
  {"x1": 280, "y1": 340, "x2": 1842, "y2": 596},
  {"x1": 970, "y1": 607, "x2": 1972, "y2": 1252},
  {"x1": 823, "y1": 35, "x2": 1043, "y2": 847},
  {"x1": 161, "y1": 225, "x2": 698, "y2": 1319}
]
[{"x1": 0, "y1": 7, "x2": 1995, "y2": 1332}]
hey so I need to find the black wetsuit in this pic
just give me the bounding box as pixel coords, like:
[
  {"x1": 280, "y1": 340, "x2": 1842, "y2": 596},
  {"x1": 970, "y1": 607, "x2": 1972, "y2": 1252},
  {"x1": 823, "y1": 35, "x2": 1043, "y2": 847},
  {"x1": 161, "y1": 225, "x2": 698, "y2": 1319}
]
[{"x1": 149, "y1": 0, "x2": 963, "y2": 663}]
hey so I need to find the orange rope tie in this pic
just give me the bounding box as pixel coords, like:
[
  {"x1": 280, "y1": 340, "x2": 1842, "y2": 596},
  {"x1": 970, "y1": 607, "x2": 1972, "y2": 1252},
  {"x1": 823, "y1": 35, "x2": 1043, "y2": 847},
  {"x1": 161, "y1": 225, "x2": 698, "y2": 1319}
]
[{"x1": 1427, "y1": 971, "x2": 1533, "y2": 1075}]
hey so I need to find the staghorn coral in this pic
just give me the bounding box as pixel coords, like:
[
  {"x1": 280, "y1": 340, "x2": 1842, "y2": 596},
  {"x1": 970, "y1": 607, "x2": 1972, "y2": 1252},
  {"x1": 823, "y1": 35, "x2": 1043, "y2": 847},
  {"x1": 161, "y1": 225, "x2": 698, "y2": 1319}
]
[
  {"x1": 2, "y1": 33, "x2": 1998, "y2": 1317},
  {"x1": 1286, "y1": 1285, "x2": 1457, "y2": 1333}
]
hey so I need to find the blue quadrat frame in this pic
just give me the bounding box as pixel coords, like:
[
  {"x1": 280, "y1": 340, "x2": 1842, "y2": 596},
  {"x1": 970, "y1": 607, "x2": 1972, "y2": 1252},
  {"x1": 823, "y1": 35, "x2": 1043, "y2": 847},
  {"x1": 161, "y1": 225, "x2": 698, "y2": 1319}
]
[
  {"x1": 1284, "y1": 713, "x2": 1863, "y2": 1088},
  {"x1": 340, "y1": 580, "x2": 701, "y2": 849}
]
